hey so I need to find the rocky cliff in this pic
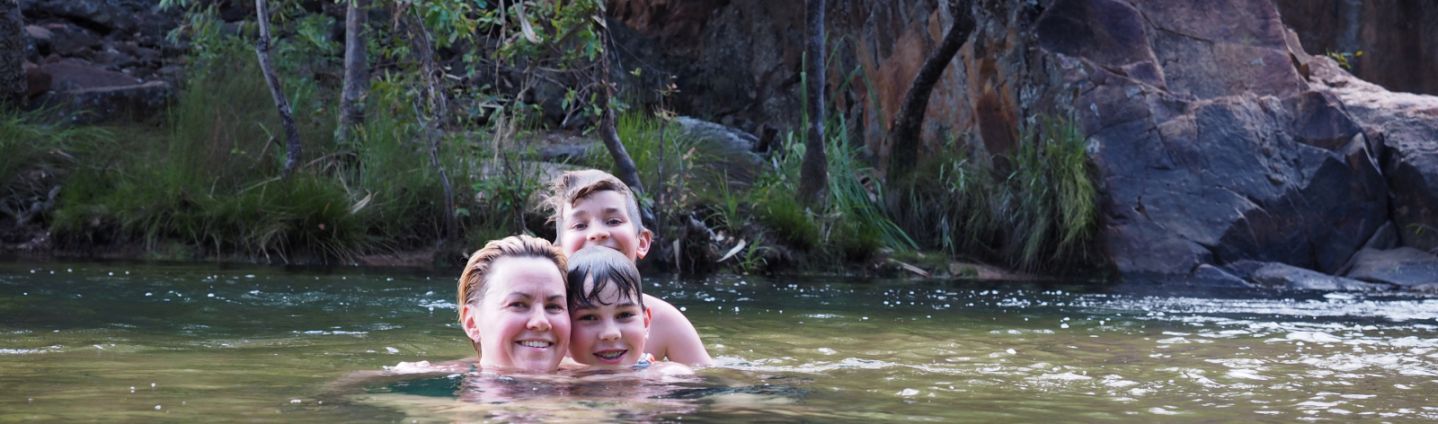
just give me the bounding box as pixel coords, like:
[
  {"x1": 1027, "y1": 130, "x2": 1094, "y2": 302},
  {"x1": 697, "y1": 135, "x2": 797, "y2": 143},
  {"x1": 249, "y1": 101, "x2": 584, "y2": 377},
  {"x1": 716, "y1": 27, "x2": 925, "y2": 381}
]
[{"x1": 611, "y1": 0, "x2": 1438, "y2": 288}]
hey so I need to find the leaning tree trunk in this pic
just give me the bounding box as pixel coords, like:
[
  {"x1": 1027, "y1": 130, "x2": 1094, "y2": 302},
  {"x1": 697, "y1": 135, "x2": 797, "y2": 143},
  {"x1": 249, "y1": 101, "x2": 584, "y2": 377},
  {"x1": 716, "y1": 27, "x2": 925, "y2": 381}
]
[
  {"x1": 1, "y1": 0, "x2": 27, "y2": 107},
  {"x1": 797, "y1": 0, "x2": 828, "y2": 207},
  {"x1": 335, "y1": 0, "x2": 369, "y2": 145},
  {"x1": 593, "y1": 15, "x2": 654, "y2": 227},
  {"x1": 885, "y1": 3, "x2": 974, "y2": 185},
  {"x1": 255, "y1": 0, "x2": 302, "y2": 177},
  {"x1": 402, "y1": 12, "x2": 458, "y2": 246}
]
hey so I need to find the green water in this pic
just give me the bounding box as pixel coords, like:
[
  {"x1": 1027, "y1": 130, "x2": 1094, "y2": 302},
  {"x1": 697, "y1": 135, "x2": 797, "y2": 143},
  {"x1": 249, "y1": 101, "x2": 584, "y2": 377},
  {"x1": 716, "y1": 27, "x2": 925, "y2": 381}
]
[{"x1": 1, "y1": 262, "x2": 1435, "y2": 422}]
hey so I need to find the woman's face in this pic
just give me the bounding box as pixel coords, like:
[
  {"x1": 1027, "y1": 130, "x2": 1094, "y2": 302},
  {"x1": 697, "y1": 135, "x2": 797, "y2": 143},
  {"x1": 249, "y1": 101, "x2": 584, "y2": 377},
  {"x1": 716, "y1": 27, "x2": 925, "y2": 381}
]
[{"x1": 463, "y1": 256, "x2": 570, "y2": 373}]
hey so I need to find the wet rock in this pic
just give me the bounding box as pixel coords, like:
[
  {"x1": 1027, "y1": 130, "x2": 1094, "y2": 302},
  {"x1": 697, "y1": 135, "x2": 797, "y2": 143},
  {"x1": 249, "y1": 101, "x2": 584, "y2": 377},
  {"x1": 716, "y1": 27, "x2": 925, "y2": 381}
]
[
  {"x1": 1241, "y1": 261, "x2": 1386, "y2": 291},
  {"x1": 1190, "y1": 264, "x2": 1253, "y2": 289},
  {"x1": 1344, "y1": 247, "x2": 1438, "y2": 288}
]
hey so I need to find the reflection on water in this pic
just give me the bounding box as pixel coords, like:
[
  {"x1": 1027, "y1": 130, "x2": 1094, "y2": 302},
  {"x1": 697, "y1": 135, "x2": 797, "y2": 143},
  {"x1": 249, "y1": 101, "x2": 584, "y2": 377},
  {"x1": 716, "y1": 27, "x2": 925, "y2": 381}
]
[{"x1": 1, "y1": 263, "x2": 1436, "y2": 422}]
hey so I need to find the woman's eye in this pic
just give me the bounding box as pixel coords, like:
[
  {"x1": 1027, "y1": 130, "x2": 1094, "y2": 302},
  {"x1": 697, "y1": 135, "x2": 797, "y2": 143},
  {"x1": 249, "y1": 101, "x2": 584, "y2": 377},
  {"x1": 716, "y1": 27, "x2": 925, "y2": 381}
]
[
  {"x1": 546, "y1": 303, "x2": 565, "y2": 312},
  {"x1": 507, "y1": 302, "x2": 528, "y2": 310}
]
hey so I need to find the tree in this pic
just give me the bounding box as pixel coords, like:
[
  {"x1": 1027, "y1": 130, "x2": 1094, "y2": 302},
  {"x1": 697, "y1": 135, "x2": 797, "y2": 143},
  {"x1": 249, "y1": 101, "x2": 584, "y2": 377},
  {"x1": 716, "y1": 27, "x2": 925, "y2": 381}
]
[
  {"x1": 1, "y1": 0, "x2": 25, "y2": 107},
  {"x1": 797, "y1": 0, "x2": 827, "y2": 207},
  {"x1": 254, "y1": 0, "x2": 302, "y2": 177},
  {"x1": 400, "y1": 8, "x2": 458, "y2": 246},
  {"x1": 335, "y1": 0, "x2": 369, "y2": 145},
  {"x1": 885, "y1": 2, "x2": 975, "y2": 185}
]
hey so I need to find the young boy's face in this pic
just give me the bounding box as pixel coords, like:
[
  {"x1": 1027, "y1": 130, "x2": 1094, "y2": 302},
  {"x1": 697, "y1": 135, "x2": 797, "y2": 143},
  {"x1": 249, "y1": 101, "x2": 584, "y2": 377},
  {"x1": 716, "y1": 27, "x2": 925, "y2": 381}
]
[
  {"x1": 569, "y1": 277, "x2": 651, "y2": 368},
  {"x1": 558, "y1": 190, "x2": 652, "y2": 260}
]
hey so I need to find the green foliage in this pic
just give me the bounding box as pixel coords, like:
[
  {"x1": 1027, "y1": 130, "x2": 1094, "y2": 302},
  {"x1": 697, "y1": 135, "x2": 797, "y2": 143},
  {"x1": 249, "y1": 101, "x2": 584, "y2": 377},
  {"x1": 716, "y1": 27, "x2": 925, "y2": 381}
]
[
  {"x1": 900, "y1": 115, "x2": 1097, "y2": 271},
  {"x1": 1326, "y1": 50, "x2": 1364, "y2": 70},
  {"x1": 0, "y1": 108, "x2": 111, "y2": 226}
]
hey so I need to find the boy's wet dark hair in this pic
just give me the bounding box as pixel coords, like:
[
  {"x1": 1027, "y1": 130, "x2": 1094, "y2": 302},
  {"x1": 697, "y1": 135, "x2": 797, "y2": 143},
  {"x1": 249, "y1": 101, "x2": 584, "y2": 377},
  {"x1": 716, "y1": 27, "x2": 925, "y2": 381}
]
[{"x1": 566, "y1": 246, "x2": 645, "y2": 310}]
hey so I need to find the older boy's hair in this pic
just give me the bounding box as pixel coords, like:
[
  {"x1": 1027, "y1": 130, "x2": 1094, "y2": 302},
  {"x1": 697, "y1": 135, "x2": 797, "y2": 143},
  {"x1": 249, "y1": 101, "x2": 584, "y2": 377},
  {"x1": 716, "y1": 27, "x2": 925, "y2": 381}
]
[
  {"x1": 456, "y1": 234, "x2": 567, "y2": 323},
  {"x1": 566, "y1": 246, "x2": 645, "y2": 310},
  {"x1": 545, "y1": 169, "x2": 646, "y2": 234}
]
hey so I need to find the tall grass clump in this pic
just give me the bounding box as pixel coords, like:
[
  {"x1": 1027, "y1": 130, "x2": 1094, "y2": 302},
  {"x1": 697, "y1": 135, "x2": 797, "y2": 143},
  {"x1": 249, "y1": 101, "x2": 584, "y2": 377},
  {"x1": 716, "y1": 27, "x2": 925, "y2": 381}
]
[
  {"x1": 752, "y1": 115, "x2": 913, "y2": 262},
  {"x1": 900, "y1": 115, "x2": 1097, "y2": 271},
  {"x1": 50, "y1": 27, "x2": 378, "y2": 262},
  {"x1": 0, "y1": 108, "x2": 112, "y2": 228}
]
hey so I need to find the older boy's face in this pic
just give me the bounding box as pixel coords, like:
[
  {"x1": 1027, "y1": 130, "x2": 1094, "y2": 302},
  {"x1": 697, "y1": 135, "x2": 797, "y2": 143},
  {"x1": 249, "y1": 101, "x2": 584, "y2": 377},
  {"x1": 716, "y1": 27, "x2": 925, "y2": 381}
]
[{"x1": 558, "y1": 190, "x2": 652, "y2": 260}]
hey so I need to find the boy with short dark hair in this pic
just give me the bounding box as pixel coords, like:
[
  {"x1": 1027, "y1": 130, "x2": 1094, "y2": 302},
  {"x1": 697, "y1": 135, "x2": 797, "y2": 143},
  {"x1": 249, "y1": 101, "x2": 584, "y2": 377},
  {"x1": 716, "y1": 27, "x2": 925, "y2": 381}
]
[{"x1": 546, "y1": 169, "x2": 712, "y2": 366}]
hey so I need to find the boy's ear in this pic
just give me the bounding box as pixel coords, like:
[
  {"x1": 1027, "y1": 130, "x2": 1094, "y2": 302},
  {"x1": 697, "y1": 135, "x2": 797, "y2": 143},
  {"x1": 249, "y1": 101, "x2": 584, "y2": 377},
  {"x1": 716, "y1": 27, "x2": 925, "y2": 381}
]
[
  {"x1": 642, "y1": 306, "x2": 653, "y2": 329},
  {"x1": 635, "y1": 228, "x2": 654, "y2": 260},
  {"x1": 460, "y1": 305, "x2": 482, "y2": 342}
]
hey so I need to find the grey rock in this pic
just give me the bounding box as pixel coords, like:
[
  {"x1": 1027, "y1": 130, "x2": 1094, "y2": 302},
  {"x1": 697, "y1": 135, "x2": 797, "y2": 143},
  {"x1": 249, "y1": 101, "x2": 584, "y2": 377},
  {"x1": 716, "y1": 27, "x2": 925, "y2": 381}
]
[
  {"x1": 1247, "y1": 262, "x2": 1386, "y2": 291},
  {"x1": 1344, "y1": 247, "x2": 1438, "y2": 288},
  {"x1": 1191, "y1": 264, "x2": 1253, "y2": 289},
  {"x1": 1361, "y1": 221, "x2": 1400, "y2": 251}
]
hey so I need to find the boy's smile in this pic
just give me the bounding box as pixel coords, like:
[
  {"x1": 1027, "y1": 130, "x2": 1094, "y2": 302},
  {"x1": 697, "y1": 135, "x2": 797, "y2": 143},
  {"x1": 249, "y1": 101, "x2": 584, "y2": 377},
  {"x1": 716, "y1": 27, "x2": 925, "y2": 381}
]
[{"x1": 558, "y1": 190, "x2": 652, "y2": 259}]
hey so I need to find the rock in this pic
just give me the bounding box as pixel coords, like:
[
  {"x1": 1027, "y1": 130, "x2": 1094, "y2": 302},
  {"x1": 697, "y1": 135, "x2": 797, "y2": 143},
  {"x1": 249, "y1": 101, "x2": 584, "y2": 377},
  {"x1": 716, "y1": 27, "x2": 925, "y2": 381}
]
[
  {"x1": 1275, "y1": 0, "x2": 1438, "y2": 96},
  {"x1": 38, "y1": 22, "x2": 101, "y2": 57},
  {"x1": 20, "y1": 0, "x2": 140, "y2": 34},
  {"x1": 34, "y1": 58, "x2": 169, "y2": 123},
  {"x1": 1344, "y1": 247, "x2": 1438, "y2": 288},
  {"x1": 674, "y1": 116, "x2": 765, "y2": 185},
  {"x1": 1308, "y1": 55, "x2": 1438, "y2": 252},
  {"x1": 1360, "y1": 221, "x2": 1399, "y2": 251},
  {"x1": 1244, "y1": 261, "x2": 1386, "y2": 291},
  {"x1": 23, "y1": 62, "x2": 49, "y2": 97},
  {"x1": 1191, "y1": 264, "x2": 1253, "y2": 289}
]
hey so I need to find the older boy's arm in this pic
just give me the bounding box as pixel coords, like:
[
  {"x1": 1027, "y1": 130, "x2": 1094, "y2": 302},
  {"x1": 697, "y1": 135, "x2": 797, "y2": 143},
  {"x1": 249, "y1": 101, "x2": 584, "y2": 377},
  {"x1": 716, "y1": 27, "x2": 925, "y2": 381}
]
[{"x1": 647, "y1": 296, "x2": 713, "y2": 366}]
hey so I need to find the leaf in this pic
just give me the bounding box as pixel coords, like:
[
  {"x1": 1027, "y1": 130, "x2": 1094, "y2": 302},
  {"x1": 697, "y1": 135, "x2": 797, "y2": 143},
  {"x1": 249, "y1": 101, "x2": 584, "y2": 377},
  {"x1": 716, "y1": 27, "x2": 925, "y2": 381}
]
[
  {"x1": 515, "y1": 1, "x2": 541, "y2": 44},
  {"x1": 717, "y1": 239, "x2": 748, "y2": 262}
]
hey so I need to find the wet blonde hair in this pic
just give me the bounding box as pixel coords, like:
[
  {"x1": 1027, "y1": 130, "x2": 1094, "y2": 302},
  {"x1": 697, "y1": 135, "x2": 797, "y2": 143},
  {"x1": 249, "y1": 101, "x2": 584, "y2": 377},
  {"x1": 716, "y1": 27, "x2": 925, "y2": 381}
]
[
  {"x1": 545, "y1": 169, "x2": 646, "y2": 235},
  {"x1": 456, "y1": 234, "x2": 567, "y2": 323}
]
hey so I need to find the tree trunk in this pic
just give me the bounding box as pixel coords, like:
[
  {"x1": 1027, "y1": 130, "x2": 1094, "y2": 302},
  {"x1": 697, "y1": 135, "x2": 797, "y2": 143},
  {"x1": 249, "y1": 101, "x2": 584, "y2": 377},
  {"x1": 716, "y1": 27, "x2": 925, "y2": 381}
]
[
  {"x1": 797, "y1": 0, "x2": 828, "y2": 207},
  {"x1": 255, "y1": 0, "x2": 302, "y2": 177},
  {"x1": 593, "y1": 16, "x2": 654, "y2": 227},
  {"x1": 403, "y1": 12, "x2": 458, "y2": 246},
  {"x1": 335, "y1": 0, "x2": 369, "y2": 145},
  {"x1": 1, "y1": 0, "x2": 27, "y2": 107},
  {"x1": 885, "y1": 3, "x2": 974, "y2": 185}
]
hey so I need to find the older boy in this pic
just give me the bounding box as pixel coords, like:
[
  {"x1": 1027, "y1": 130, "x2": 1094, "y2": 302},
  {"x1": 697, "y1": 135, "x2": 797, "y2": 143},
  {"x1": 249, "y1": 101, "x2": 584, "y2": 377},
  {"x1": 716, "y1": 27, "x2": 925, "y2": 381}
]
[{"x1": 547, "y1": 169, "x2": 713, "y2": 366}]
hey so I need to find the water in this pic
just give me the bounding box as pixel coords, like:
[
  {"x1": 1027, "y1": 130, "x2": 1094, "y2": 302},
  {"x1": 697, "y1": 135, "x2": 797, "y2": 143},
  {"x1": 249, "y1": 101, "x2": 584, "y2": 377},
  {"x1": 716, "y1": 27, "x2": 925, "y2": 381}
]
[{"x1": 1, "y1": 262, "x2": 1435, "y2": 422}]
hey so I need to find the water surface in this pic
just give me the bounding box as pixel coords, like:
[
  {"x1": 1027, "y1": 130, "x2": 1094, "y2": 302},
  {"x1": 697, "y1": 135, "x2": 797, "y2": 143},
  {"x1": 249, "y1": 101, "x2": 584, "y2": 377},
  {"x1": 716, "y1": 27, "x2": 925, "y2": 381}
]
[{"x1": 1, "y1": 262, "x2": 1435, "y2": 422}]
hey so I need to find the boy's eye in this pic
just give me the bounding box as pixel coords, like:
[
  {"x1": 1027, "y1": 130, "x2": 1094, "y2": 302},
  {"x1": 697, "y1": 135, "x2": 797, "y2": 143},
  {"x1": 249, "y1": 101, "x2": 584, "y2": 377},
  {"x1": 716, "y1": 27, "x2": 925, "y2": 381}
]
[
  {"x1": 605, "y1": 218, "x2": 624, "y2": 226},
  {"x1": 617, "y1": 311, "x2": 635, "y2": 320},
  {"x1": 575, "y1": 313, "x2": 597, "y2": 321},
  {"x1": 571, "y1": 222, "x2": 588, "y2": 230}
]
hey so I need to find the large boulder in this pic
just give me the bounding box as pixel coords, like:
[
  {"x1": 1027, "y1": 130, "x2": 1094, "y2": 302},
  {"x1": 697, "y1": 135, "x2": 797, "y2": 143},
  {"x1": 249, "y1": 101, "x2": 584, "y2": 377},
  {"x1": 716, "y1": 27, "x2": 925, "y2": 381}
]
[
  {"x1": 1305, "y1": 57, "x2": 1438, "y2": 253},
  {"x1": 1040, "y1": 0, "x2": 1388, "y2": 276},
  {"x1": 1344, "y1": 247, "x2": 1438, "y2": 288}
]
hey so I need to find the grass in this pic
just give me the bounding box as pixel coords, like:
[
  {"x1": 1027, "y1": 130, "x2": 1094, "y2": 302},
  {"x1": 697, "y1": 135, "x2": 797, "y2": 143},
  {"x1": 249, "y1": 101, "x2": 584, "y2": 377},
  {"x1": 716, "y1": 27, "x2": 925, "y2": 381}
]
[{"x1": 895, "y1": 115, "x2": 1097, "y2": 271}]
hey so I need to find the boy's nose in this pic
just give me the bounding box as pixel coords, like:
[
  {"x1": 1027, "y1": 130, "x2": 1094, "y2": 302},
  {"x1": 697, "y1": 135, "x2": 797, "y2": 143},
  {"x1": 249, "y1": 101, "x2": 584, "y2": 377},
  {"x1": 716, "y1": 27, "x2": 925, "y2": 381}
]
[
  {"x1": 600, "y1": 323, "x2": 620, "y2": 341},
  {"x1": 587, "y1": 229, "x2": 609, "y2": 242}
]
